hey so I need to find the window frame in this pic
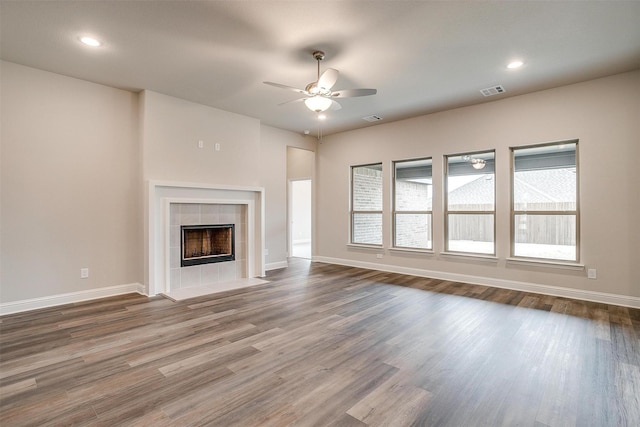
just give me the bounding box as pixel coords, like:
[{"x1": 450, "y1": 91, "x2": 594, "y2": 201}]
[
  {"x1": 510, "y1": 140, "x2": 580, "y2": 262},
  {"x1": 392, "y1": 157, "x2": 433, "y2": 251},
  {"x1": 350, "y1": 162, "x2": 384, "y2": 246},
  {"x1": 444, "y1": 149, "x2": 496, "y2": 256}
]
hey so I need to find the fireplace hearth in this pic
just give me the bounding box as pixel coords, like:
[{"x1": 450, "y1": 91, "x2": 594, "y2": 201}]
[{"x1": 181, "y1": 224, "x2": 235, "y2": 267}]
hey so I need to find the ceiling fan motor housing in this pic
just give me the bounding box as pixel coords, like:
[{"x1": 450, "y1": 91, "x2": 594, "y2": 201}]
[{"x1": 312, "y1": 51, "x2": 325, "y2": 61}]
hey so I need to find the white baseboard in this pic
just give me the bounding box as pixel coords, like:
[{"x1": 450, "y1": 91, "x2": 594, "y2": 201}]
[
  {"x1": 265, "y1": 260, "x2": 288, "y2": 271},
  {"x1": 312, "y1": 256, "x2": 640, "y2": 309},
  {"x1": 4, "y1": 258, "x2": 638, "y2": 314},
  {"x1": 0, "y1": 283, "x2": 146, "y2": 316}
]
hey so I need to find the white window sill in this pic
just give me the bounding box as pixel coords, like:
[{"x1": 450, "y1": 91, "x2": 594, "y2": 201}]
[
  {"x1": 389, "y1": 247, "x2": 434, "y2": 255},
  {"x1": 440, "y1": 251, "x2": 498, "y2": 263},
  {"x1": 347, "y1": 243, "x2": 383, "y2": 250},
  {"x1": 506, "y1": 257, "x2": 584, "y2": 271}
]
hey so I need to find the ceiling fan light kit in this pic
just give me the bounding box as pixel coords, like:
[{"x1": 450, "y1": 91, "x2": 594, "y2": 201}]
[
  {"x1": 264, "y1": 50, "x2": 377, "y2": 114},
  {"x1": 462, "y1": 155, "x2": 487, "y2": 170},
  {"x1": 471, "y1": 158, "x2": 486, "y2": 169},
  {"x1": 304, "y1": 96, "x2": 332, "y2": 112}
]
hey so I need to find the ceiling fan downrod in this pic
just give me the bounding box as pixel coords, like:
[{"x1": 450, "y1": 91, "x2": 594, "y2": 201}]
[{"x1": 313, "y1": 50, "x2": 324, "y2": 84}]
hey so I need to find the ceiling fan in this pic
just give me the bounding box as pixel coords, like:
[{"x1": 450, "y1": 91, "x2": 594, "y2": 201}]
[{"x1": 263, "y1": 50, "x2": 377, "y2": 113}]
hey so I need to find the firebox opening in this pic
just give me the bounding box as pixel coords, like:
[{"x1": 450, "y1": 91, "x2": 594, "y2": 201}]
[{"x1": 181, "y1": 224, "x2": 235, "y2": 267}]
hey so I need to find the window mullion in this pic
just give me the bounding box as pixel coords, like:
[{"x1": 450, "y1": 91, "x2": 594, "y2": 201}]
[{"x1": 514, "y1": 210, "x2": 577, "y2": 215}]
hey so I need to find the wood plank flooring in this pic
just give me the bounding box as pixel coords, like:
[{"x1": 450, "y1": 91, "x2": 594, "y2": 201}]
[{"x1": 1, "y1": 259, "x2": 639, "y2": 426}]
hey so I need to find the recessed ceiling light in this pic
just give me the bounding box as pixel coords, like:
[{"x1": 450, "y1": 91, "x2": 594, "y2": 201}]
[
  {"x1": 80, "y1": 36, "x2": 101, "y2": 47},
  {"x1": 507, "y1": 60, "x2": 524, "y2": 69}
]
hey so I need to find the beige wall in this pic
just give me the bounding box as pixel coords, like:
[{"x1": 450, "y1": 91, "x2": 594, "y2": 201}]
[
  {"x1": 1, "y1": 61, "x2": 141, "y2": 303},
  {"x1": 287, "y1": 146, "x2": 315, "y2": 180},
  {"x1": 316, "y1": 71, "x2": 640, "y2": 300},
  {"x1": 261, "y1": 126, "x2": 316, "y2": 266},
  {"x1": 1, "y1": 63, "x2": 315, "y2": 307},
  {"x1": 141, "y1": 90, "x2": 261, "y2": 186},
  {"x1": 140, "y1": 90, "x2": 316, "y2": 271}
]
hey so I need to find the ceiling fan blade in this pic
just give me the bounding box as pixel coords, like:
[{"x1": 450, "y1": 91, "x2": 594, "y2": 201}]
[
  {"x1": 331, "y1": 88, "x2": 377, "y2": 98},
  {"x1": 277, "y1": 98, "x2": 305, "y2": 106},
  {"x1": 330, "y1": 100, "x2": 342, "y2": 111},
  {"x1": 263, "y1": 81, "x2": 307, "y2": 95},
  {"x1": 317, "y1": 68, "x2": 339, "y2": 90}
]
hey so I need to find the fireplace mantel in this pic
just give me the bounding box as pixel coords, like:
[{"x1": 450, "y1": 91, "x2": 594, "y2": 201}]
[{"x1": 146, "y1": 180, "x2": 265, "y2": 296}]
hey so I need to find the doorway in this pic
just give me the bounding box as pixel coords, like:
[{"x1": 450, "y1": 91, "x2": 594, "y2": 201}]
[{"x1": 290, "y1": 179, "x2": 312, "y2": 259}]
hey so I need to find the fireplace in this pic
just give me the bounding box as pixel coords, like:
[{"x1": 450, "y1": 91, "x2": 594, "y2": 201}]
[
  {"x1": 181, "y1": 224, "x2": 235, "y2": 267},
  {"x1": 148, "y1": 182, "x2": 265, "y2": 296}
]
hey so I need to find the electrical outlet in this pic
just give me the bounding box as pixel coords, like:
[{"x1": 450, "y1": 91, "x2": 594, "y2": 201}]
[
  {"x1": 197, "y1": 140, "x2": 204, "y2": 149},
  {"x1": 376, "y1": 254, "x2": 383, "y2": 259},
  {"x1": 80, "y1": 268, "x2": 89, "y2": 279},
  {"x1": 587, "y1": 269, "x2": 597, "y2": 279},
  {"x1": 215, "y1": 143, "x2": 221, "y2": 151}
]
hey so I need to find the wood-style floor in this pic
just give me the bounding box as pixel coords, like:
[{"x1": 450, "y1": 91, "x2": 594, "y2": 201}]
[{"x1": 1, "y1": 260, "x2": 639, "y2": 426}]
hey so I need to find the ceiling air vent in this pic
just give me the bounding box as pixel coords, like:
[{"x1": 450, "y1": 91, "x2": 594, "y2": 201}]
[
  {"x1": 480, "y1": 85, "x2": 506, "y2": 97},
  {"x1": 363, "y1": 115, "x2": 383, "y2": 122}
]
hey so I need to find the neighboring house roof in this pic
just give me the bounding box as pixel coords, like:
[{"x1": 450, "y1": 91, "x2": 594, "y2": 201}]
[
  {"x1": 448, "y1": 175, "x2": 495, "y2": 208},
  {"x1": 514, "y1": 169, "x2": 576, "y2": 203},
  {"x1": 448, "y1": 168, "x2": 576, "y2": 208}
]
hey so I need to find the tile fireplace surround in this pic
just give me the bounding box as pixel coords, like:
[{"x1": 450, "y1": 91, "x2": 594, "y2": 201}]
[
  {"x1": 147, "y1": 181, "x2": 265, "y2": 296},
  {"x1": 170, "y1": 203, "x2": 245, "y2": 289}
]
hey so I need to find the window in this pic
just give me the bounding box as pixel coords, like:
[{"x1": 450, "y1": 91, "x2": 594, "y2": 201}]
[
  {"x1": 511, "y1": 141, "x2": 578, "y2": 261},
  {"x1": 445, "y1": 151, "x2": 495, "y2": 255},
  {"x1": 393, "y1": 158, "x2": 432, "y2": 250},
  {"x1": 351, "y1": 163, "x2": 383, "y2": 245}
]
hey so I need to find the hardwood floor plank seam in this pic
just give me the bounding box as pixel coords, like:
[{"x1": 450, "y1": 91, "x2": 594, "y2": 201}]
[{"x1": 1, "y1": 259, "x2": 639, "y2": 426}]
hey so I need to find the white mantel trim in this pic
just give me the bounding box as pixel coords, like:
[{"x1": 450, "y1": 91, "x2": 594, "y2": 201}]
[
  {"x1": 149, "y1": 180, "x2": 264, "y2": 193},
  {"x1": 147, "y1": 180, "x2": 265, "y2": 296}
]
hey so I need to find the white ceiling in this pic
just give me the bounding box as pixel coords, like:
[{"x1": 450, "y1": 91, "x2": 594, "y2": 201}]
[{"x1": 1, "y1": 1, "x2": 639, "y2": 136}]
